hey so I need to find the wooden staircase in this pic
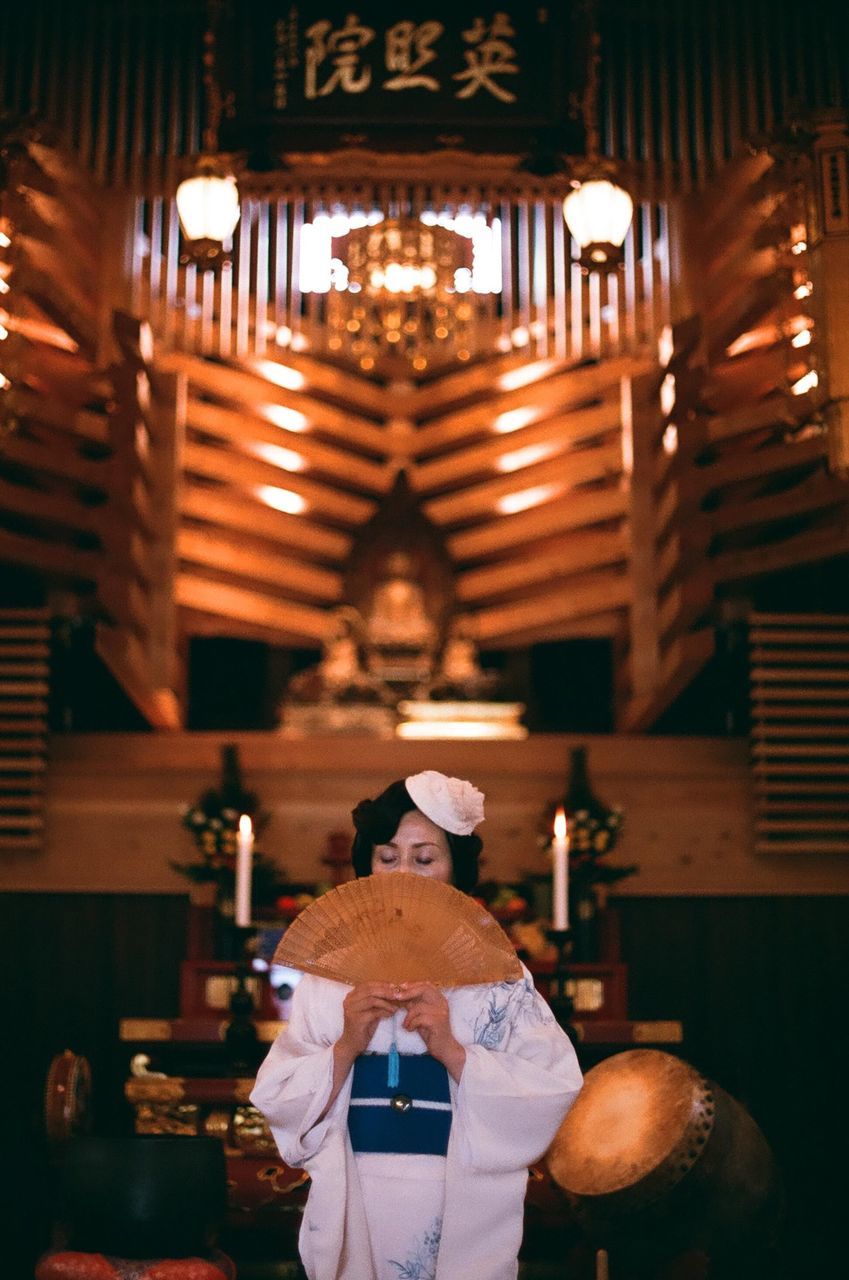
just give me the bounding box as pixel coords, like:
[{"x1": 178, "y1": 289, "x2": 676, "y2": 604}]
[{"x1": 0, "y1": 608, "x2": 50, "y2": 851}]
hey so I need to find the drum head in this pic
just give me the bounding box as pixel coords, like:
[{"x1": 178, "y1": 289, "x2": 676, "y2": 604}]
[{"x1": 547, "y1": 1050, "x2": 705, "y2": 1196}]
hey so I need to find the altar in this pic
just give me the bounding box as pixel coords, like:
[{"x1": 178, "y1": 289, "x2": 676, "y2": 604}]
[{"x1": 118, "y1": 883, "x2": 683, "y2": 1249}]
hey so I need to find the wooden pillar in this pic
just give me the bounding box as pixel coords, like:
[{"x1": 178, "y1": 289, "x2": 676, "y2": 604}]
[
  {"x1": 621, "y1": 370, "x2": 661, "y2": 723},
  {"x1": 808, "y1": 114, "x2": 849, "y2": 477}
]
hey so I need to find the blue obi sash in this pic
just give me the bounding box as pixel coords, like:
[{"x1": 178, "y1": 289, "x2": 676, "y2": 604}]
[{"x1": 348, "y1": 1053, "x2": 452, "y2": 1157}]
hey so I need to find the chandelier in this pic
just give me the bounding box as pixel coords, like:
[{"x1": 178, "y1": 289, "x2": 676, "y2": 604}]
[{"x1": 326, "y1": 215, "x2": 477, "y2": 372}]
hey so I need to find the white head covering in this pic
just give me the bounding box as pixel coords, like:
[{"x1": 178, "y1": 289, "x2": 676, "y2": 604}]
[{"x1": 404, "y1": 770, "x2": 485, "y2": 836}]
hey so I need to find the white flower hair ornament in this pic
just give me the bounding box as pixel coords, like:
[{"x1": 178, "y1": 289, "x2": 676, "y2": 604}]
[{"x1": 404, "y1": 770, "x2": 485, "y2": 836}]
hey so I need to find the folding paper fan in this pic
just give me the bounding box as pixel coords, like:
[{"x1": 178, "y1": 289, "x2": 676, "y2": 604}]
[{"x1": 273, "y1": 873, "x2": 523, "y2": 987}]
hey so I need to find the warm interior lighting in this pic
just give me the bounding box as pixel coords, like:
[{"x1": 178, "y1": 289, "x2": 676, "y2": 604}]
[
  {"x1": 660, "y1": 372, "x2": 676, "y2": 416},
  {"x1": 396, "y1": 701, "x2": 527, "y2": 741},
  {"x1": 496, "y1": 483, "x2": 560, "y2": 515},
  {"x1": 553, "y1": 807, "x2": 567, "y2": 841},
  {"x1": 176, "y1": 13, "x2": 241, "y2": 268},
  {"x1": 791, "y1": 328, "x2": 812, "y2": 348},
  {"x1": 254, "y1": 361, "x2": 306, "y2": 392},
  {"x1": 496, "y1": 442, "x2": 557, "y2": 473},
  {"x1": 496, "y1": 359, "x2": 559, "y2": 392},
  {"x1": 176, "y1": 166, "x2": 240, "y2": 265},
  {"x1": 254, "y1": 485, "x2": 307, "y2": 514},
  {"x1": 260, "y1": 403, "x2": 309, "y2": 432},
  {"x1": 662, "y1": 423, "x2": 679, "y2": 455},
  {"x1": 493, "y1": 406, "x2": 539, "y2": 434},
  {"x1": 790, "y1": 370, "x2": 819, "y2": 396},
  {"x1": 563, "y1": 179, "x2": 634, "y2": 270},
  {"x1": 657, "y1": 324, "x2": 674, "y2": 368},
  {"x1": 793, "y1": 281, "x2": 813, "y2": 300},
  {"x1": 249, "y1": 443, "x2": 305, "y2": 472},
  {"x1": 322, "y1": 212, "x2": 490, "y2": 371}
]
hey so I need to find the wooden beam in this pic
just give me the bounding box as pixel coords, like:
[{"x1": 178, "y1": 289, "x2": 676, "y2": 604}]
[
  {"x1": 456, "y1": 530, "x2": 628, "y2": 603},
  {"x1": 449, "y1": 485, "x2": 627, "y2": 560},
  {"x1": 0, "y1": 479, "x2": 104, "y2": 539},
  {"x1": 705, "y1": 394, "x2": 798, "y2": 445},
  {"x1": 424, "y1": 441, "x2": 622, "y2": 526},
  {"x1": 620, "y1": 628, "x2": 715, "y2": 731},
  {"x1": 177, "y1": 527, "x2": 343, "y2": 602},
  {"x1": 160, "y1": 352, "x2": 388, "y2": 454},
  {"x1": 413, "y1": 358, "x2": 637, "y2": 456},
  {"x1": 411, "y1": 400, "x2": 621, "y2": 493},
  {"x1": 1, "y1": 432, "x2": 109, "y2": 491},
  {"x1": 396, "y1": 354, "x2": 566, "y2": 417},
  {"x1": 181, "y1": 440, "x2": 376, "y2": 525},
  {"x1": 95, "y1": 627, "x2": 182, "y2": 731},
  {"x1": 186, "y1": 397, "x2": 391, "y2": 494},
  {"x1": 711, "y1": 472, "x2": 847, "y2": 539},
  {"x1": 714, "y1": 516, "x2": 849, "y2": 584},
  {"x1": 472, "y1": 573, "x2": 632, "y2": 643},
  {"x1": 180, "y1": 485, "x2": 351, "y2": 560},
  {"x1": 702, "y1": 434, "x2": 828, "y2": 493},
  {"x1": 176, "y1": 573, "x2": 331, "y2": 643}
]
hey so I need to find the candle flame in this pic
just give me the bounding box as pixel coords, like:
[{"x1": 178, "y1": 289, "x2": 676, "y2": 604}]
[
  {"x1": 553, "y1": 807, "x2": 567, "y2": 840},
  {"x1": 239, "y1": 814, "x2": 253, "y2": 836}
]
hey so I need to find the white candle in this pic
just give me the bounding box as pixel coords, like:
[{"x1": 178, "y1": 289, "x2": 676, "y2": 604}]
[
  {"x1": 552, "y1": 806, "x2": 569, "y2": 930},
  {"x1": 235, "y1": 814, "x2": 254, "y2": 927}
]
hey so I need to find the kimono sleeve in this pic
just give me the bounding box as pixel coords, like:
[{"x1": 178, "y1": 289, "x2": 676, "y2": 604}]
[
  {"x1": 451, "y1": 972, "x2": 582, "y2": 1174},
  {"x1": 249, "y1": 974, "x2": 351, "y2": 1168}
]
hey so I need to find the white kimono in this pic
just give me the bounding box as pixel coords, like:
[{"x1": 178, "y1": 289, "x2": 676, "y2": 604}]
[{"x1": 250, "y1": 966, "x2": 582, "y2": 1280}]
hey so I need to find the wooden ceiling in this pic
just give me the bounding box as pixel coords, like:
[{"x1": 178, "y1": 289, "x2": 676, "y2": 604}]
[{"x1": 1, "y1": 136, "x2": 848, "y2": 731}]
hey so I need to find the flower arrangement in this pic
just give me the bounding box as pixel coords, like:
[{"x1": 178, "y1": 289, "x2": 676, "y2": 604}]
[
  {"x1": 539, "y1": 746, "x2": 637, "y2": 894},
  {"x1": 170, "y1": 744, "x2": 287, "y2": 912}
]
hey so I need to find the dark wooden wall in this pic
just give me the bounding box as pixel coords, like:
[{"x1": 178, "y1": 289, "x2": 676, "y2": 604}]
[{"x1": 3, "y1": 892, "x2": 847, "y2": 1276}]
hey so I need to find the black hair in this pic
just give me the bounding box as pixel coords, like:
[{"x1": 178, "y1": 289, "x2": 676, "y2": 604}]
[{"x1": 350, "y1": 778, "x2": 482, "y2": 893}]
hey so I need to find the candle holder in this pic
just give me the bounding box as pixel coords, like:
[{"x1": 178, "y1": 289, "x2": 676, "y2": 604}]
[
  {"x1": 545, "y1": 927, "x2": 576, "y2": 1038},
  {"x1": 224, "y1": 925, "x2": 260, "y2": 1075}
]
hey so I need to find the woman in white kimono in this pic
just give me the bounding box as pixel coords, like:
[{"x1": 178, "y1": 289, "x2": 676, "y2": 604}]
[{"x1": 251, "y1": 771, "x2": 583, "y2": 1280}]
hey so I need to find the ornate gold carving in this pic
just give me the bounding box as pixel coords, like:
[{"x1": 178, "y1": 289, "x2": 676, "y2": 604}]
[
  {"x1": 125, "y1": 1077, "x2": 186, "y2": 1103},
  {"x1": 257, "y1": 1164, "x2": 310, "y2": 1197},
  {"x1": 203, "y1": 1108, "x2": 232, "y2": 1141},
  {"x1": 134, "y1": 1103, "x2": 199, "y2": 1136},
  {"x1": 233, "y1": 1105, "x2": 278, "y2": 1156}
]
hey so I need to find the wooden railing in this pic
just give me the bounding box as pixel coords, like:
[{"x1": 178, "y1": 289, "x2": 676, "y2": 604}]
[
  {"x1": 0, "y1": 608, "x2": 49, "y2": 851},
  {"x1": 749, "y1": 612, "x2": 849, "y2": 854}
]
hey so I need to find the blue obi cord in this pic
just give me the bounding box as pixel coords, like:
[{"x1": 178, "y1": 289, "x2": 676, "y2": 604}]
[{"x1": 348, "y1": 1053, "x2": 452, "y2": 1156}]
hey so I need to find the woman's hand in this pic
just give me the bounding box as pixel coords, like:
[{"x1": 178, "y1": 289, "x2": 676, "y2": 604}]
[
  {"x1": 397, "y1": 982, "x2": 466, "y2": 1083},
  {"x1": 324, "y1": 982, "x2": 399, "y2": 1116},
  {"x1": 339, "y1": 982, "x2": 399, "y2": 1058}
]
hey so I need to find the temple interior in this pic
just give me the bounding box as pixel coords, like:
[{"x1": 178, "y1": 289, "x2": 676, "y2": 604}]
[{"x1": 2, "y1": 1, "x2": 848, "y2": 1278}]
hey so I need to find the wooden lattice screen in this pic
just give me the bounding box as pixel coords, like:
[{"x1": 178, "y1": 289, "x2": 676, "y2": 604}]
[
  {"x1": 750, "y1": 612, "x2": 849, "y2": 854},
  {"x1": 0, "y1": 608, "x2": 50, "y2": 851}
]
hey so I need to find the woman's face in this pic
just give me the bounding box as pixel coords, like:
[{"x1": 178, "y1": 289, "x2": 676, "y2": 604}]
[{"x1": 371, "y1": 809, "x2": 453, "y2": 883}]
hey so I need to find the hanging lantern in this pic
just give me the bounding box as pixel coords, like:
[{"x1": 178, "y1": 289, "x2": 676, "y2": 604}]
[
  {"x1": 563, "y1": 24, "x2": 634, "y2": 273},
  {"x1": 176, "y1": 12, "x2": 241, "y2": 270},
  {"x1": 563, "y1": 178, "x2": 634, "y2": 271},
  {"x1": 176, "y1": 161, "x2": 240, "y2": 267}
]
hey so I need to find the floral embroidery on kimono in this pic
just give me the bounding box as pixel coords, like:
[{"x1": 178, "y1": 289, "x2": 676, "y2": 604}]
[
  {"x1": 472, "y1": 976, "x2": 553, "y2": 1048},
  {"x1": 388, "y1": 1215, "x2": 442, "y2": 1280},
  {"x1": 250, "y1": 963, "x2": 583, "y2": 1280}
]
